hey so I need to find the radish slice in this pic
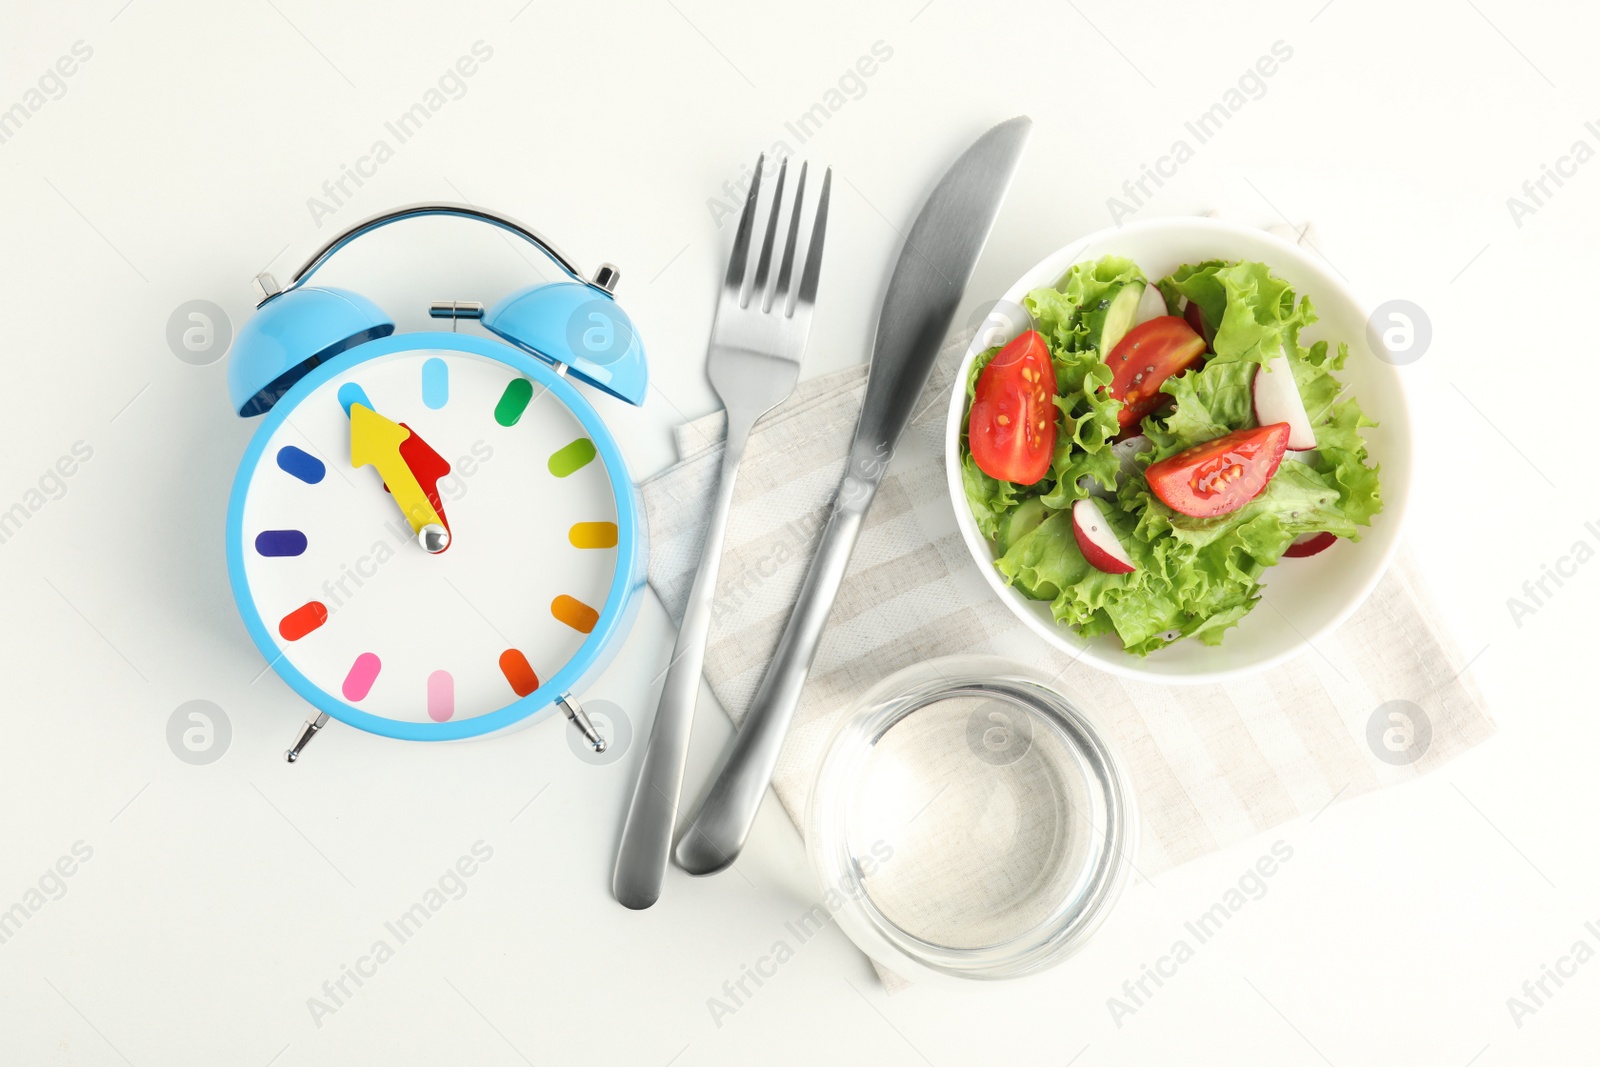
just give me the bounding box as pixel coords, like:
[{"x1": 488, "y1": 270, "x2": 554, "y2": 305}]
[
  {"x1": 1113, "y1": 434, "x2": 1150, "y2": 479},
  {"x1": 1078, "y1": 434, "x2": 1151, "y2": 500},
  {"x1": 1182, "y1": 298, "x2": 1211, "y2": 346},
  {"x1": 1252, "y1": 355, "x2": 1316, "y2": 450},
  {"x1": 1283, "y1": 531, "x2": 1336, "y2": 558},
  {"x1": 1071, "y1": 498, "x2": 1136, "y2": 574},
  {"x1": 1135, "y1": 282, "x2": 1167, "y2": 324}
]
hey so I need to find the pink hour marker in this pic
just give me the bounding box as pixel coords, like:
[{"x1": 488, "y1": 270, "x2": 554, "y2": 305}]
[
  {"x1": 342, "y1": 653, "x2": 381, "y2": 701},
  {"x1": 427, "y1": 670, "x2": 455, "y2": 722}
]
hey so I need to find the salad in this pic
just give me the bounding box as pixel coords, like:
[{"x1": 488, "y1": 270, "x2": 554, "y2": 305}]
[{"x1": 959, "y1": 256, "x2": 1382, "y2": 655}]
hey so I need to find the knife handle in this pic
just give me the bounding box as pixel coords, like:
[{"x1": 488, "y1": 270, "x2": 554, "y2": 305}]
[{"x1": 674, "y1": 478, "x2": 872, "y2": 875}]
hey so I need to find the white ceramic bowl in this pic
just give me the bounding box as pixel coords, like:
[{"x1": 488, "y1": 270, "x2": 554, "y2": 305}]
[{"x1": 944, "y1": 217, "x2": 1412, "y2": 684}]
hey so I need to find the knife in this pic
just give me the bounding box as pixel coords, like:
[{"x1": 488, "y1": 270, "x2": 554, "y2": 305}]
[{"x1": 674, "y1": 116, "x2": 1032, "y2": 875}]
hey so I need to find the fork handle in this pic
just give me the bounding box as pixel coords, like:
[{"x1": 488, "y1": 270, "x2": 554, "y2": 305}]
[
  {"x1": 612, "y1": 419, "x2": 751, "y2": 909},
  {"x1": 675, "y1": 476, "x2": 874, "y2": 876}
]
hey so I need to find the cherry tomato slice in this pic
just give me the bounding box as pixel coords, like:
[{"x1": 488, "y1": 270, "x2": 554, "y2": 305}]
[
  {"x1": 1105, "y1": 316, "x2": 1207, "y2": 433},
  {"x1": 1145, "y1": 423, "x2": 1290, "y2": 517},
  {"x1": 969, "y1": 330, "x2": 1057, "y2": 484}
]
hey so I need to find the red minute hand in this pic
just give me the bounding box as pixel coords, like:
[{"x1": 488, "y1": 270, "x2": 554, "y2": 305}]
[{"x1": 396, "y1": 423, "x2": 452, "y2": 530}]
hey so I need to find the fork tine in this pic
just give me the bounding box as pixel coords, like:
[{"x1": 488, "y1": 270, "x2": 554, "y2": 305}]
[
  {"x1": 723, "y1": 153, "x2": 764, "y2": 293},
  {"x1": 795, "y1": 166, "x2": 831, "y2": 309},
  {"x1": 749, "y1": 157, "x2": 787, "y2": 308},
  {"x1": 772, "y1": 161, "x2": 808, "y2": 314}
]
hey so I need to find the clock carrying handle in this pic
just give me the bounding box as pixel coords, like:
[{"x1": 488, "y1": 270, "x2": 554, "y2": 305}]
[{"x1": 260, "y1": 202, "x2": 616, "y2": 305}]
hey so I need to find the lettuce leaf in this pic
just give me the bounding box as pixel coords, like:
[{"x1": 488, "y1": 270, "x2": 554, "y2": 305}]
[
  {"x1": 1024, "y1": 258, "x2": 1133, "y2": 508},
  {"x1": 1161, "y1": 260, "x2": 1314, "y2": 367},
  {"x1": 961, "y1": 453, "x2": 1019, "y2": 541}
]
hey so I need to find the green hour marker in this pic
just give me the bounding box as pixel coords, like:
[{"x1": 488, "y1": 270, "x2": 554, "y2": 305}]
[
  {"x1": 548, "y1": 437, "x2": 596, "y2": 478},
  {"x1": 495, "y1": 378, "x2": 534, "y2": 426}
]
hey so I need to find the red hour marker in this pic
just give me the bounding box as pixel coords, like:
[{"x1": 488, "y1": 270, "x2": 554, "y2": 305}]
[
  {"x1": 498, "y1": 649, "x2": 539, "y2": 697},
  {"x1": 278, "y1": 601, "x2": 328, "y2": 641}
]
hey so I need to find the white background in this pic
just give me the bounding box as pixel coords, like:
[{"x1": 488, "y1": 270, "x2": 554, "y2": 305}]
[{"x1": 0, "y1": 0, "x2": 1590, "y2": 1063}]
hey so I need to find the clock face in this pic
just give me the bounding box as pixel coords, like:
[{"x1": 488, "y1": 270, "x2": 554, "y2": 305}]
[{"x1": 228, "y1": 336, "x2": 633, "y2": 739}]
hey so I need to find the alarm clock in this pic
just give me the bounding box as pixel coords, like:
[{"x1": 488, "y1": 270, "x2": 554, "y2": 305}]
[{"x1": 224, "y1": 204, "x2": 647, "y2": 762}]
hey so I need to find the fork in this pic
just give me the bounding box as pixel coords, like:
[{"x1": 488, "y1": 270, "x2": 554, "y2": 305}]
[{"x1": 612, "y1": 155, "x2": 830, "y2": 909}]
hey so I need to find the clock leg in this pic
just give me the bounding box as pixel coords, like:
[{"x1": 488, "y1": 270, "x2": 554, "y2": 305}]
[
  {"x1": 559, "y1": 695, "x2": 608, "y2": 754},
  {"x1": 284, "y1": 712, "x2": 331, "y2": 763}
]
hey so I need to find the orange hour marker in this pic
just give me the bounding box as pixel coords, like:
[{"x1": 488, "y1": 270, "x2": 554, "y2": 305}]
[
  {"x1": 498, "y1": 649, "x2": 540, "y2": 697},
  {"x1": 551, "y1": 595, "x2": 599, "y2": 634},
  {"x1": 568, "y1": 522, "x2": 618, "y2": 549},
  {"x1": 278, "y1": 601, "x2": 328, "y2": 641}
]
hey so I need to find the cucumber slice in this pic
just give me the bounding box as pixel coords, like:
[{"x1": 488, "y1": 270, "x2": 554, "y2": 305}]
[
  {"x1": 998, "y1": 506, "x2": 1062, "y2": 601},
  {"x1": 1086, "y1": 281, "x2": 1145, "y2": 357},
  {"x1": 1009, "y1": 571, "x2": 1059, "y2": 602},
  {"x1": 996, "y1": 496, "x2": 1049, "y2": 555}
]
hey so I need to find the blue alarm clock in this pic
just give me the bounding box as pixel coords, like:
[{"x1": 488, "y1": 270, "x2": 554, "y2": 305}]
[{"x1": 224, "y1": 204, "x2": 647, "y2": 761}]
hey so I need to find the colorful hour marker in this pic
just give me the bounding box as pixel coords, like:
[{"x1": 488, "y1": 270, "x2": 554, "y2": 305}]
[
  {"x1": 498, "y1": 649, "x2": 540, "y2": 697},
  {"x1": 551, "y1": 595, "x2": 599, "y2": 634},
  {"x1": 337, "y1": 382, "x2": 373, "y2": 417},
  {"x1": 278, "y1": 601, "x2": 328, "y2": 641},
  {"x1": 548, "y1": 438, "x2": 596, "y2": 477},
  {"x1": 427, "y1": 670, "x2": 455, "y2": 722},
  {"x1": 422, "y1": 357, "x2": 449, "y2": 409},
  {"x1": 568, "y1": 521, "x2": 618, "y2": 549},
  {"x1": 495, "y1": 378, "x2": 534, "y2": 426},
  {"x1": 255, "y1": 529, "x2": 308, "y2": 557},
  {"x1": 343, "y1": 653, "x2": 382, "y2": 701},
  {"x1": 276, "y1": 446, "x2": 325, "y2": 484}
]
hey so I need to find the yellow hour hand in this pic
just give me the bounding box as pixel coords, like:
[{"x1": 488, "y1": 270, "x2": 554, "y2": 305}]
[{"x1": 349, "y1": 403, "x2": 447, "y2": 537}]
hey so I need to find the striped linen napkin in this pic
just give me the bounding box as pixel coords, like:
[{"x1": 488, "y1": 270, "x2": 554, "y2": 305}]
[{"x1": 641, "y1": 324, "x2": 1495, "y2": 986}]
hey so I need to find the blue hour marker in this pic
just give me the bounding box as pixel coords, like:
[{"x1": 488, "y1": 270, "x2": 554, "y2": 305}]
[
  {"x1": 422, "y1": 357, "x2": 449, "y2": 409},
  {"x1": 255, "y1": 530, "x2": 308, "y2": 556},
  {"x1": 276, "y1": 446, "x2": 325, "y2": 484},
  {"x1": 337, "y1": 382, "x2": 372, "y2": 417}
]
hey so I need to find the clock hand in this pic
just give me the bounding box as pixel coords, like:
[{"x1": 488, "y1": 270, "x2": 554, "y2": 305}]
[
  {"x1": 349, "y1": 402, "x2": 451, "y2": 551},
  {"x1": 396, "y1": 422, "x2": 451, "y2": 526}
]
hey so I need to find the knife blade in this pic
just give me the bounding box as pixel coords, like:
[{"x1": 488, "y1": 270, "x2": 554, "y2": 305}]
[{"x1": 674, "y1": 116, "x2": 1031, "y2": 875}]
